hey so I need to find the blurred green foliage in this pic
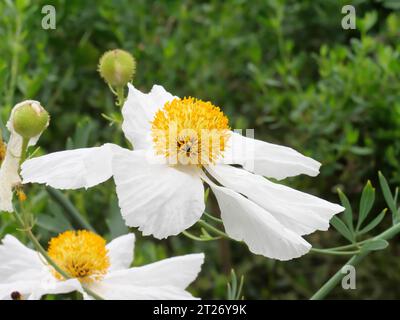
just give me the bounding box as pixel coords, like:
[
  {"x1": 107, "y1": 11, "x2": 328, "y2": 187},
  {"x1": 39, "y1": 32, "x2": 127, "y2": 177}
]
[{"x1": 1, "y1": 0, "x2": 400, "y2": 299}]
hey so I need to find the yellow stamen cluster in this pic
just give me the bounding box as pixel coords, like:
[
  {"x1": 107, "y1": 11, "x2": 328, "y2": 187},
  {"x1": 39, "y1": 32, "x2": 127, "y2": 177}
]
[
  {"x1": 47, "y1": 230, "x2": 110, "y2": 283},
  {"x1": 151, "y1": 97, "x2": 230, "y2": 165},
  {"x1": 16, "y1": 188, "x2": 27, "y2": 202}
]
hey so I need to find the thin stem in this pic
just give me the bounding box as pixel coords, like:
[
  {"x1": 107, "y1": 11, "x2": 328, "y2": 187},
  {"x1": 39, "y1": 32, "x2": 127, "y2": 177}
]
[
  {"x1": 197, "y1": 219, "x2": 231, "y2": 239},
  {"x1": 182, "y1": 230, "x2": 221, "y2": 242},
  {"x1": 313, "y1": 241, "x2": 366, "y2": 252},
  {"x1": 116, "y1": 86, "x2": 125, "y2": 107},
  {"x1": 204, "y1": 212, "x2": 223, "y2": 224},
  {"x1": 19, "y1": 137, "x2": 29, "y2": 167},
  {"x1": 311, "y1": 222, "x2": 400, "y2": 300},
  {"x1": 12, "y1": 210, "x2": 104, "y2": 300},
  {"x1": 310, "y1": 248, "x2": 361, "y2": 256}
]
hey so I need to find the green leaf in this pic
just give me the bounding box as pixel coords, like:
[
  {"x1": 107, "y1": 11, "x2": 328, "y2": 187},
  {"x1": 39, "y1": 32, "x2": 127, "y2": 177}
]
[
  {"x1": 338, "y1": 189, "x2": 354, "y2": 233},
  {"x1": 226, "y1": 269, "x2": 244, "y2": 300},
  {"x1": 330, "y1": 216, "x2": 354, "y2": 243},
  {"x1": 361, "y1": 239, "x2": 389, "y2": 252},
  {"x1": 106, "y1": 197, "x2": 129, "y2": 240},
  {"x1": 357, "y1": 181, "x2": 375, "y2": 230},
  {"x1": 378, "y1": 172, "x2": 399, "y2": 224},
  {"x1": 204, "y1": 187, "x2": 210, "y2": 202},
  {"x1": 73, "y1": 117, "x2": 96, "y2": 148},
  {"x1": 358, "y1": 209, "x2": 387, "y2": 235},
  {"x1": 46, "y1": 187, "x2": 95, "y2": 232},
  {"x1": 37, "y1": 201, "x2": 74, "y2": 233}
]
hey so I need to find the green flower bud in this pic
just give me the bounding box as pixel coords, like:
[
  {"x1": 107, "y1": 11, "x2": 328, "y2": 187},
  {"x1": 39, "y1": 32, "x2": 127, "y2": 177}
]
[
  {"x1": 12, "y1": 101, "x2": 49, "y2": 139},
  {"x1": 98, "y1": 49, "x2": 136, "y2": 87}
]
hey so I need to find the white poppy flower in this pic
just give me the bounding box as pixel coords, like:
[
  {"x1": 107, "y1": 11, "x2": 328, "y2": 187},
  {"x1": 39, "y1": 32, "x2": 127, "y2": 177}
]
[
  {"x1": 21, "y1": 84, "x2": 344, "y2": 260},
  {"x1": 0, "y1": 231, "x2": 204, "y2": 300},
  {"x1": 0, "y1": 100, "x2": 48, "y2": 212}
]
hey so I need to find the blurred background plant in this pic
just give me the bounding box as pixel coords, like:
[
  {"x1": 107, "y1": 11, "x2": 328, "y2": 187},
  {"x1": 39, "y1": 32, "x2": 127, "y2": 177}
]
[{"x1": 1, "y1": 0, "x2": 400, "y2": 299}]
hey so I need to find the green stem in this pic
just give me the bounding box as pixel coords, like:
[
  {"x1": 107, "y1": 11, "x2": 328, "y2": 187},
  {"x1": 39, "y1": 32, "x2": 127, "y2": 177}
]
[
  {"x1": 311, "y1": 222, "x2": 400, "y2": 300},
  {"x1": 182, "y1": 230, "x2": 221, "y2": 242},
  {"x1": 313, "y1": 241, "x2": 366, "y2": 252},
  {"x1": 197, "y1": 219, "x2": 231, "y2": 239},
  {"x1": 204, "y1": 212, "x2": 223, "y2": 224},
  {"x1": 19, "y1": 137, "x2": 29, "y2": 167},
  {"x1": 12, "y1": 210, "x2": 103, "y2": 300},
  {"x1": 116, "y1": 86, "x2": 125, "y2": 107},
  {"x1": 46, "y1": 187, "x2": 96, "y2": 233},
  {"x1": 310, "y1": 248, "x2": 361, "y2": 256}
]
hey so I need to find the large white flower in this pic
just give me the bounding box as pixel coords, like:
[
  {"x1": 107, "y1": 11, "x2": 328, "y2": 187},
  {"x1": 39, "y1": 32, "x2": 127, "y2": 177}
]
[
  {"x1": 0, "y1": 231, "x2": 204, "y2": 300},
  {"x1": 21, "y1": 84, "x2": 344, "y2": 260}
]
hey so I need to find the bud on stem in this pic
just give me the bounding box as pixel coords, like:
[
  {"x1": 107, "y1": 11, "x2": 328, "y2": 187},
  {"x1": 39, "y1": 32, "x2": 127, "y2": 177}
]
[
  {"x1": 0, "y1": 100, "x2": 49, "y2": 212},
  {"x1": 12, "y1": 101, "x2": 49, "y2": 139},
  {"x1": 98, "y1": 49, "x2": 136, "y2": 106}
]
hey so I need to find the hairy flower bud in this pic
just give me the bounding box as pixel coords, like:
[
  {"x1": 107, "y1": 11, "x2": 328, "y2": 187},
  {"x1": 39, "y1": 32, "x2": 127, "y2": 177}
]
[
  {"x1": 98, "y1": 49, "x2": 136, "y2": 87},
  {"x1": 12, "y1": 101, "x2": 49, "y2": 139}
]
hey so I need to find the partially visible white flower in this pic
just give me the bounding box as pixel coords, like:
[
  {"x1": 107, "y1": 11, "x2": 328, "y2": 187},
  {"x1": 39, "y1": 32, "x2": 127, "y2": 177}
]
[
  {"x1": 21, "y1": 84, "x2": 344, "y2": 260},
  {"x1": 0, "y1": 100, "x2": 48, "y2": 212},
  {"x1": 0, "y1": 231, "x2": 204, "y2": 300}
]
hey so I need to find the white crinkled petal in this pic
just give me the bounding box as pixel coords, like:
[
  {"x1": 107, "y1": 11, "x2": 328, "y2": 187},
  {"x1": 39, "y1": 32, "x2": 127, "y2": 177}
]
[
  {"x1": 0, "y1": 235, "x2": 44, "y2": 282},
  {"x1": 86, "y1": 253, "x2": 204, "y2": 300},
  {"x1": 221, "y1": 132, "x2": 321, "y2": 180},
  {"x1": 0, "y1": 235, "x2": 82, "y2": 300},
  {"x1": 202, "y1": 174, "x2": 311, "y2": 260},
  {"x1": 0, "y1": 280, "x2": 42, "y2": 300},
  {"x1": 28, "y1": 277, "x2": 83, "y2": 300},
  {"x1": 207, "y1": 164, "x2": 344, "y2": 236},
  {"x1": 106, "y1": 233, "x2": 135, "y2": 272},
  {"x1": 21, "y1": 143, "x2": 122, "y2": 190},
  {"x1": 0, "y1": 133, "x2": 22, "y2": 212},
  {"x1": 122, "y1": 84, "x2": 177, "y2": 149},
  {"x1": 112, "y1": 150, "x2": 205, "y2": 239}
]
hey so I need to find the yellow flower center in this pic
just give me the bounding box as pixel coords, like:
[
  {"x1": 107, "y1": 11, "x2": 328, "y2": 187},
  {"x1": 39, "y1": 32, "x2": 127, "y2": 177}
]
[
  {"x1": 47, "y1": 230, "x2": 110, "y2": 283},
  {"x1": 151, "y1": 97, "x2": 230, "y2": 165}
]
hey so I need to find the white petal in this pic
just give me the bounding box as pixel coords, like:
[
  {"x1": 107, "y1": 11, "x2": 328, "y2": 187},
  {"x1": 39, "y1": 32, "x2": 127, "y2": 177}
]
[
  {"x1": 28, "y1": 278, "x2": 83, "y2": 300},
  {"x1": 207, "y1": 165, "x2": 344, "y2": 235},
  {"x1": 202, "y1": 175, "x2": 311, "y2": 260},
  {"x1": 0, "y1": 235, "x2": 44, "y2": 283},
  {"x1": 0, "y1": 235, "x2": 82, "y2": 300},
  {"x1": 21, "y1": 143, "x2": 122, "y2": 190},
  {"x1": 0, "y1": 281, "x2": 41, "y2": 300},
  {"x1": 0, "y1": 133, "x2": 22, "y2": 212},
  {"x1": 86, "y1": 282, "x2": 196, "y2": 300},
  {"x1": 86, "y1": 253, "x2": 204, "y2": 300},
  {"x1": 106, "y1": 233, "x2": 135, "y2": 272},
  {"x1": 113, "y1": 150, "x2": 205, "y2": 239},
  {"x1": 0, "y1": 235, "x2": 45, "y2": 300},
  {"x1": 122, "y1": 84, "x2": 176, "y2": 149},
  {"x1": 222, "y1": 132, "x2": 321, "y2": 180}
]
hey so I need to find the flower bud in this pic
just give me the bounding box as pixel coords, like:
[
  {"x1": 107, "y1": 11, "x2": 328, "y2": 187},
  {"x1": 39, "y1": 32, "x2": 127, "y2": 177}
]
[
  {"x1": 98, "y1": 49, "x2": 136, "y2": 87},
  {"x1": 12, "y1": 101, "x2": 49, "y2": 139}
]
